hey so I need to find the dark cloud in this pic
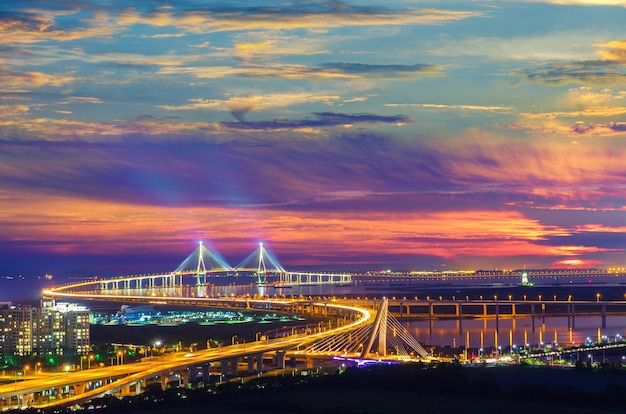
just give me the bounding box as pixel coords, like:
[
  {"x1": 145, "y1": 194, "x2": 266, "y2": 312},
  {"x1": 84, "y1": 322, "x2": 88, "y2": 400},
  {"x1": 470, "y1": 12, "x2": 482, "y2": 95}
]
[
  {"x1": 512, "y1": 60, "x2": 626, "y2": 86},
  {"x1": 537, "y1": 232, "x2": 626, "y2": 251},
  {"x1": 228, "y1": 105, "x2": 253, "y2": 122},
  {"x1": 222, "y1": 111, "x2": 413, "y2": 130},
  {"x1": 320, "y1": 62, "x2": 439, "y2": 77},
  {"x1": 572, "y1": 122, "x2": 626, "y2": 134}
]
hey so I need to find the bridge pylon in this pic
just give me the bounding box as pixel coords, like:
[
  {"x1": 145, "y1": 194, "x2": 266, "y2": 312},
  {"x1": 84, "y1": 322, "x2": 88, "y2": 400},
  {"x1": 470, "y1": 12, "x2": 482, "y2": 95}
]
[
  {"x1": 174, "y1": 241, "x2": 232, "y2": 285},
  {"x1": 235, "y1": 242, "x2": 286, "y2": 285},
  {"x1": 300, "y1": 299, "x2": 429, "y2": 359},
  {"x1": 361, "y1": 298, "x2": 388, "y2": 358}
]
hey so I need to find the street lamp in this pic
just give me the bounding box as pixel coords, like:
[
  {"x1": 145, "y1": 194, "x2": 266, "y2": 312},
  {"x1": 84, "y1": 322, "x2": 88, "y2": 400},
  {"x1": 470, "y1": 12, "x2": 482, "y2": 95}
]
[
  {"x1": 88, "y1": 355, "x2": 94, "y2": 369},
  {"x1": 232, "y1": 335, "x2": 238, "y2": 345},
  {"x1": 256, "y1": 331, "x2": 262, "y2": 341}
]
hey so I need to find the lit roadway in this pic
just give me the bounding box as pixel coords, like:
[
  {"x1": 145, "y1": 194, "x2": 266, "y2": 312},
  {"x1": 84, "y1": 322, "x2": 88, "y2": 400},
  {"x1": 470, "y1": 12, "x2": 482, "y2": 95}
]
[{"x1": 1, "y1": 288, "x2": 373, "y2": 410}]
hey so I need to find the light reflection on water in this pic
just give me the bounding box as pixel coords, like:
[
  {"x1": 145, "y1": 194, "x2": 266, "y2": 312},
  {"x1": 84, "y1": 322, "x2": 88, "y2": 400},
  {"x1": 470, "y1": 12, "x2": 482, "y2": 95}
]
[
  {"x1": 403, "y1": 315, "x2": 626, "y2": 349},
  {"x1": 112, "y1": 283, "x2": 626, "y2": 349}
]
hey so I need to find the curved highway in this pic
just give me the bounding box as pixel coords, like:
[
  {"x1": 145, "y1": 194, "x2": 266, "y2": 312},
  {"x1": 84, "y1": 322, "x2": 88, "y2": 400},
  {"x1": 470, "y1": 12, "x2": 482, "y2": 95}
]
[{"x1": 1, "y1": 283, "x2": 375, "y2": 410}]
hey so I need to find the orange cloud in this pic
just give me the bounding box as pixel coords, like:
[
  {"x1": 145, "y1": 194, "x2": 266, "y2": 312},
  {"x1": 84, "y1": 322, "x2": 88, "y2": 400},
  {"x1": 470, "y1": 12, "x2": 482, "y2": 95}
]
[
  {"x1": 116, "y1": 7, "x2": 483, "y2": 35},
  {"x1": 596, "y1": 40, "x2": 626, "y2": 63},
  {"x1": 158, "y1": 92, "x2": 340, "y2": 112},
  {"x1": 0, "y1": 189, "x2": 571, "y2": 267},
  {"x1": 0, "y1": 67, "x2": 78, "y2": 90}
]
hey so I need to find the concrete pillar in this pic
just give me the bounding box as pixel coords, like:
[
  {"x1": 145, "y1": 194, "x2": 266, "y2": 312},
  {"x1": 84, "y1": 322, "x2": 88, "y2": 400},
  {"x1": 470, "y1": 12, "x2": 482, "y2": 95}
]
[
  {"x1": 602, "y1": 304, "x2": 607, "y2": 329},
  {"x1": 160, "y1": 376, "x2": 168, "y2": 391},
  {"x1": 531, "y1": 304, "x2": 535, "y2": 332},
  {"x1": 495, "y1": 301, "x2": 499, "y2": 332},
  {"x1": 482, "y1": 304, "x2": 487, "y2": 317},
  {"x1": 19, "y1": 394, "x2": 30, "y2": 407},
  {"x1": 177, "y1": 372, "x2": 188, "y2": 388},
  {"x1": 203, "y1": 364, "x2": 210, "y2": 383},
  {"x1": 187, "y1": 367, "x2": 196, "y2": 384},
  {"x1": 275, "y1": 351, "x2": 286, "y2": 369},
  {"x1": 73, "y1": 383, "x2": 86, "y2": 395},
  {"x1": 428, "y1": 302, "x2": 434, "y2": 317},
  {"x1": 571, "y1": 304, "x2": 575, "y2": 329},
  {"x1": 230, "y1": 358, "x2": 238, "y2": 376},
  {"x1": 511, "y1": 303, "x2": 516, "y2": 318}
]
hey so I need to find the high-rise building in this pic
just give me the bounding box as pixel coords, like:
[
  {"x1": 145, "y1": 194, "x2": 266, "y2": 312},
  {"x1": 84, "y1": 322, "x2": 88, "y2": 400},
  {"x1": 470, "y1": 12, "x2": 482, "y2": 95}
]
[
  {"x1": 0, "y1": 301, "x2": 89, "y2": 356},
  {"x1": 0, "y1": 302, "x2": 33, "y2": 356}
]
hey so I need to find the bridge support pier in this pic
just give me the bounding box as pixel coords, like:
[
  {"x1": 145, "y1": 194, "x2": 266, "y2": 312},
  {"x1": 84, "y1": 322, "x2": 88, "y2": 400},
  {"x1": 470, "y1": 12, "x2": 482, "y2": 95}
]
[
  {"x1": 274, "y1": 350, "x2": 286, "y2": 369},
  {"x1": 203, "y1": 364, "x2": 210, "y2": 383},
  {"x1": 72, "y1": 383, "x2": 86, "y2": 395},
  {"x1": 567, "y1": 304, "x2": 571, "y2": 328},
  {"x1": 247, "y1": 353, "x2": 263, "y2": 373},
  {"x1": 602, "y1": 304, "x2": 607, "y2": 329},
  {"x1": 220, "y1": 358, "x2": 239, "y2": 377},
  {"x1": 495, "y1": 301, "x2": 499, "y2": 332}
]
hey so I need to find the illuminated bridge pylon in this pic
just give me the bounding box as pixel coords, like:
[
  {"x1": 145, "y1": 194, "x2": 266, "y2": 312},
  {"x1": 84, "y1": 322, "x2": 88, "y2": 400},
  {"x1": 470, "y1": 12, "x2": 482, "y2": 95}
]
[
  {"x1": 300, "y1": 299, "x2": 430, "y2": 359},
  {"x1": 174, "y1": 241, "x2": 232, "y2": 285},
  {"x1": 235, "y1": 242, "x2": 285, "y2": 285}
]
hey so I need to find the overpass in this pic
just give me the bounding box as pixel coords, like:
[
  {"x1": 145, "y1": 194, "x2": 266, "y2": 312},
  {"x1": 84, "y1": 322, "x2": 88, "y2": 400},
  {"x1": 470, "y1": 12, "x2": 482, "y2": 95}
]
[
  {"x1": 1, "y1": 275, "x2": 431, "y2": 411},
  {"x1": 1, "y1": 295, "x2": 373, "y2": 410}
]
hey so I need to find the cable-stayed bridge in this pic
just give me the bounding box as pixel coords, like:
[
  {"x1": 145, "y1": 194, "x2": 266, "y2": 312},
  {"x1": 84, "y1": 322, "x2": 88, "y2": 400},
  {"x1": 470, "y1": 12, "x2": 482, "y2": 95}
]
[{"x1": 170, "y1": 241, "x2": 351, "y2": 287}]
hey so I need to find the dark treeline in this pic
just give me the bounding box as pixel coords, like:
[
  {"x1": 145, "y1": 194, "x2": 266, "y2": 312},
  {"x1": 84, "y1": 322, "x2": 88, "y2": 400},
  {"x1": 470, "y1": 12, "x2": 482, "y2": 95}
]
[{"x1": 7, "y1": 363, "x2": 626, "y2": 414}]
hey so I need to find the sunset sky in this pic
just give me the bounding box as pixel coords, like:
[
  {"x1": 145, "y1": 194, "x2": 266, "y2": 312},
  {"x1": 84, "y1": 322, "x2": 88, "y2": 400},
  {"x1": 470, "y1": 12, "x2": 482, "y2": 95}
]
[{"x1": 2, "y1": 0, "x2": 626, "y2": 278}]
